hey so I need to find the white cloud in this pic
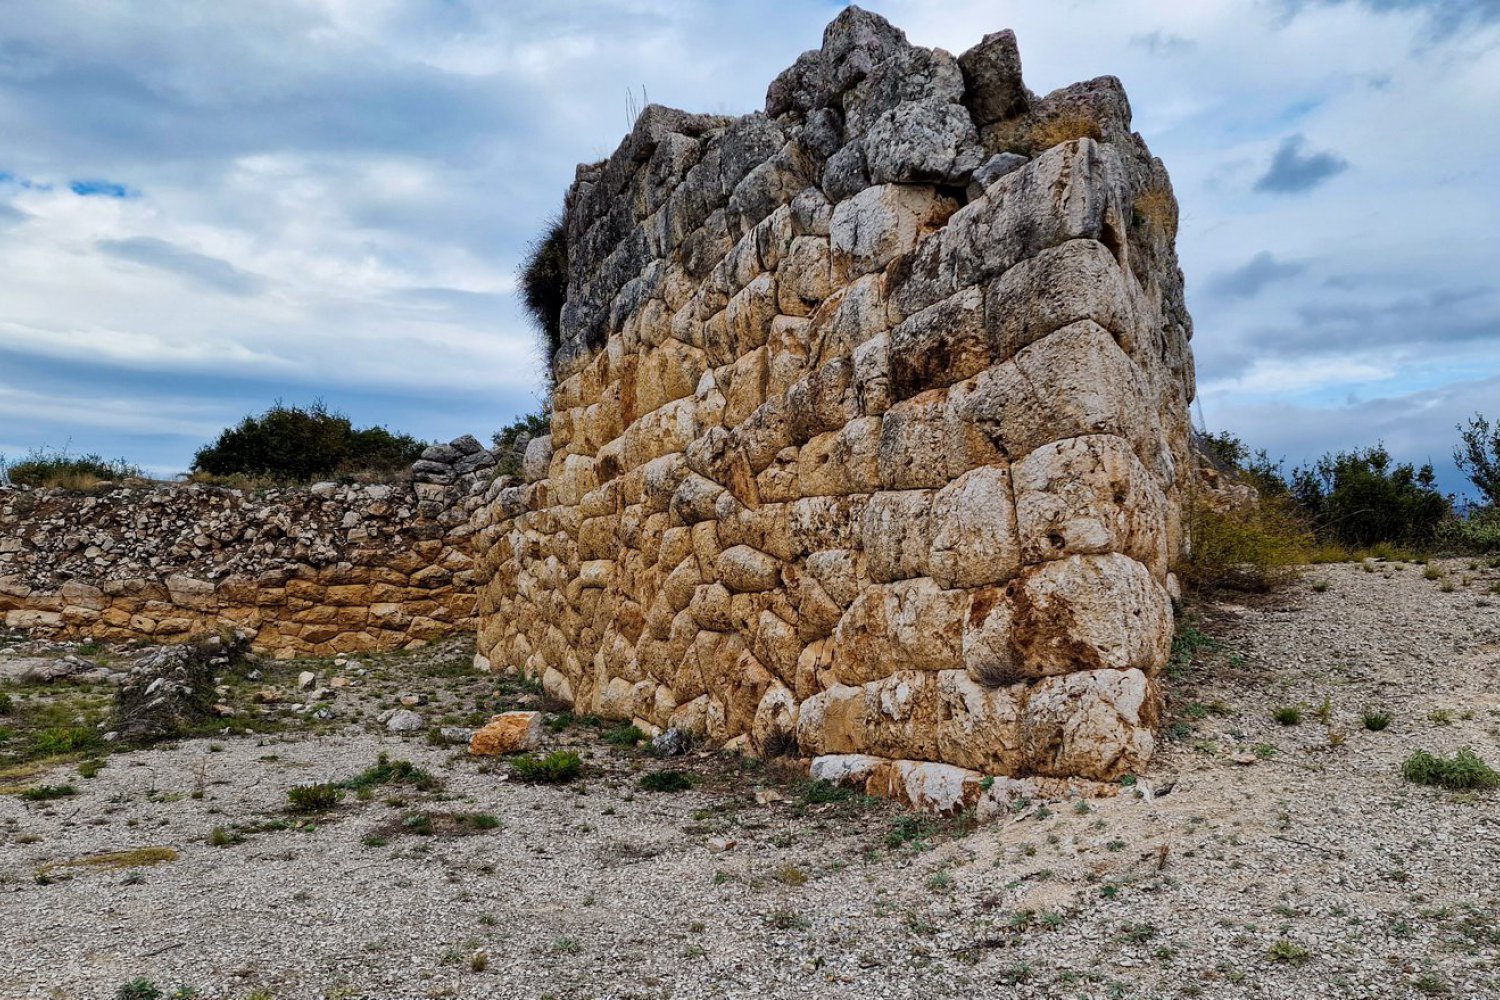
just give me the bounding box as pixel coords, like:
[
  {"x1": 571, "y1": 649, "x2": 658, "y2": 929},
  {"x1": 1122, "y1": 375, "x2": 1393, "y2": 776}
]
[{"x1": 0, "y1": 0, "x2": 1495, "y2": 489}]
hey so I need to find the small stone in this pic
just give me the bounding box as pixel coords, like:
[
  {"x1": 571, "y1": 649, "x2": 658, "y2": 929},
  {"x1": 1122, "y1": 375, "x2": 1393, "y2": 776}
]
[
  {"x1": 399, "y1": 693, "x2": 427, "y2": 707},
  {"x1": 297, "y1": 671, "x2": 316, "y2": 691},
  {"x1": 651, "y1": 728, "x2": 691, "y2": 757},
  {"x1": 708, "y1": 837, "x2": 737, "y2": 852},
  {"x1": 384, "y1": 709, "x2": 424, "y2": 733}
]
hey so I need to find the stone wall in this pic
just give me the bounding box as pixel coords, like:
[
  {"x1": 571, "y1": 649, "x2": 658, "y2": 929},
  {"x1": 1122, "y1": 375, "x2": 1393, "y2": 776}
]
[
  {"x1": 475, "y1": 8, "x2": 1196, "y2": 786},
  {"x1": 0, "y1": 436, "x2": 497, "y2": 658}
]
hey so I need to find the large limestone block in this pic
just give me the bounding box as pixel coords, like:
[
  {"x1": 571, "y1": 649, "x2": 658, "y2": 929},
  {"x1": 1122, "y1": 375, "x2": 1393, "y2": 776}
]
[
  {"x1": 830, "y1": 578, "x2": 966, "y2": 684},
  {"x1": 469, "y1": 711, "x2": 543, "y2": 755},
  {"x1": 888, "y1": 286, "x2": 989, "y2": 399},
  {"x1": 955, "y1": 319, "x2": 1170, "y2": 476},
  {"x1": 963, "y1": 553, "x2": 1171, "y2": 685},
  {"x1": 797, "y1": 417, "x2": 882, "y2": 496},
  {"x1": 860, "y1": 489, "x2": 934, "y2": 583},
  {"x1": 1012, "y1": 434, "x2": 1169, "y2": 576},
  {"x1": 928, "y1": 465, "x2": 1022, "y2": 589},
  {"x1": 863, "y1": 99, "x2": 984, "y2": 186},
  {"x1": 1021, "y1": 668, "x2": 1159, "y2": 779},
  {"x1": 944, "y1": 137, "x2": 1127, "y2": 289},
  {"x1": 983, "y1": 239, "x2": 1139, "y2": 361},
  {"x1": 934, "y1": 670, "x2": 1025, "y2": 773},
  {"x1": 829, "y1": 184, "x2": 957, "y2": 283},
  {"x1": 716, "y1": 545, "x2": 783, "y2": 593}
]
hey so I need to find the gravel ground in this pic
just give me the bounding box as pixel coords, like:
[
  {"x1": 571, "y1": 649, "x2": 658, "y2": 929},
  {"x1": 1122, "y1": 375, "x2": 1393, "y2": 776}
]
[{"x1": 2, "y1": 557, "x2": 1499, "y2": 1000}]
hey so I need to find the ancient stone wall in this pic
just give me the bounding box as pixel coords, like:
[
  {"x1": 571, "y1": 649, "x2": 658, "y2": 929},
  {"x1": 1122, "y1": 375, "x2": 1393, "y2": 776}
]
[
  {"x1": 0, "y1": 436, "x2": 499, "y2": 658},
  {"x1": 475, "y1": 8, "x2": 1196, "y2": 790}
]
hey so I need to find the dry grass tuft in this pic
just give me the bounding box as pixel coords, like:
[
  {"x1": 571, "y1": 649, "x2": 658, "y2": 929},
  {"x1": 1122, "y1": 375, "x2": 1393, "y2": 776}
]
[
  {"x1": 1178, "y1": 488, "x2": 1311, "y2": 593},
  {"x1": 1133, "y1": 186, "x2": 1179, "y2": 242},
  {"x1": 1028, "y1": 111, "x2": 1103, "y2": 150},
  {"x1": 38, "y1": 847, "x2": 179, "y2": 876}
]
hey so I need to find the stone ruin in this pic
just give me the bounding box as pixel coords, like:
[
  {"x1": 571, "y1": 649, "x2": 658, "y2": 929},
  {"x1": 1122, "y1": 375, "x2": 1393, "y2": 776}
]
[{"x1": 474, "y1": 7, "x2": 1196, "y2": 802}]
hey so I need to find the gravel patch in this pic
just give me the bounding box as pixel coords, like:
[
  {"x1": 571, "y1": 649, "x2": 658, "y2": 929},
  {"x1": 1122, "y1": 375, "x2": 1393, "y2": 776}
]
[{"x1": 2, "y1": 558, "x2": 1498, "y2": 999}]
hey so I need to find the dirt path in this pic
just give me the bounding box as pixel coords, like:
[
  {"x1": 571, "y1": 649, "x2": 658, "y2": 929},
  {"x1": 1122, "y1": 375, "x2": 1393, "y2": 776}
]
[{"x1": 2, "y1": 557, "x2": 1498, "y2": 999}]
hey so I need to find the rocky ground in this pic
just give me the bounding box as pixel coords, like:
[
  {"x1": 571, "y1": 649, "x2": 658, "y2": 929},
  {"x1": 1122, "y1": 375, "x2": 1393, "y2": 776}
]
[{"x1": 2, "y1": 556, "x2": 1499, "y2": 1000}]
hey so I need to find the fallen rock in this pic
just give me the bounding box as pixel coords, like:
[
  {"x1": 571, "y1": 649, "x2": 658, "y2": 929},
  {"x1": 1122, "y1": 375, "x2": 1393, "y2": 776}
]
[
  {"x1": 297, "y1": 671, "x2": 316, "y2": 691},
  {"x1": 651, "y1": 728, "x2": 691, "y2": 757},
  {"x1": 382, "y1": 708, "x2": 424, "y2": 733},
  {"x1": 469, "y1": 711, "x2": 543, "y2": 755}
]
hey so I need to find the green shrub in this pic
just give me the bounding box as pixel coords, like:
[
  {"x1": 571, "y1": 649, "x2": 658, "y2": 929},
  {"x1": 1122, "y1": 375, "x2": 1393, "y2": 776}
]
[
  {"x1": 31, "y1": 726, "x2": 100, "y2": 756},
  {"x1": 0, "y1": 692, "x2": 11, "y2": 714},
  {"x1": 1400, "y1": 748, "x2": 1499, "y2": 790},
  {"x1": 491, "y1": 410, "x2": 550, "y2": 477},
  {"x1": 115, "y1": 980, "x2": 163, "y2": 1000},
  {"x1": 339, "y1": 753, "x2": 441, "y2": 792},
  {"x1": 1289, "y1": 445, "x2": 1449, "y2": 548},
  {"x1": 20, "y1": 783, "x2": 77, "y2": 801},
  {"x1": 1362, "y1": 711, "x2": 1392, "y2": 732},
  {"x1": 1455, "y1": 412, "x2": 1500, "y2": 506},
  {"x1": 509, "y1": 750, "x2": 582, "y2": 784},
  {"x1": 1272, "y1": 706, "x2": 1302, "y2": 726},
  {"x1": 603, "y1": 724, "x2": 647, "y2": 748},
  {"x1": 1178, "y1": 489, "x2": 1309, "y2": 592},
  {"x1": 638, "y1": 770, "x2": 693, "y2": 793},
  {"x1": 191, "y1": 401, "x2": 424, "y2": 482},
  {"x1": 799, "y1": 779, "x2": 857, "y2": 805},
  {"x1": 1436, "y1": 506, "x2": 1500, "y2": 554},
  {"x1": 519, "y1": 217, "x2": 568, "y2": 381},
  {"x1": 1267, "y1": 939, "x2": 1311, "y2": 965},
  {"x1": 287, "y1": 783, "x2": 344, "y2": 812},
  {"x1": 3, "y1": 447, "x2": 140, "y2": 489}
]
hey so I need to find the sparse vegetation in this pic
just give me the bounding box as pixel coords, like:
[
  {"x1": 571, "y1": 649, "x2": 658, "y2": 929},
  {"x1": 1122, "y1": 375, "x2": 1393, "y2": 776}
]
[
  {"x1": 519, "y1": 216, "x2": 569, "y2": 380},
  {"x1": 191, "y1": 401, "x2": 424, "y2": 483},
  {"x1": 638, "y1": 770, "x2": 693, "y2": 793},
  {"x1": 1363, "y1": 710, "x2": 1392, "y2": 732},
  {"x1": 510, "y1": 750, "x2": 582, "y2": 784},
  {"x1": 286, "y1": 783, "x2": 344, "y2": 813},
  {"x1": 2, "y1": 447, "x2": 141, "y2": 489},
  {"x1": 19, "y1": 783, "x2": 77, "y2": 801},
  {"x1": 1400, "y1": 748, "x2": 1499, "y2": 791},
  {"x1": 1267, "y1": 938, "x2": 1311, "y2": 965},
  {"x1": 1271, "y1": 706, "x2": 1302, "y2": 726}
]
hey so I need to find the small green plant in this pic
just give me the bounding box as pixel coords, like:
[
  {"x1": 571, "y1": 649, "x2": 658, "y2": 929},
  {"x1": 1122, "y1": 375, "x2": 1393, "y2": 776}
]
[
  {"x1": 339, "y1": 753, "x2": 441, "y2": 792},
  {"x1": 926, "y1": 870, "x2": 954, "y2": 892},
  {"x1": 552, "y1": 935, "x2": 583, "y2": 954},
  {"x1": 1428, "y1": 709, "x2": 1454, "y2": 726},
  {"x1": 0, "y1": 692, "x2": 11, "y2": 714},
  {"x1": 402, "y1": 813, "x2": 434, "y2": 835},
  {"x1": 1362, "y1": 711, "x2": 1392, "y2": 732},
  {"x1": 1267, "y1": 938, "x2": 1311, "y2": 964},
  {"x1": 31, "y1": 725, "x2": 100, "y2": 756},
  {"x1": 286, "y1": 783, "x2": 343, "y2": 813},
  {"x1": 510, "y1": 750, "x2": 582, "y2": 784},
  {"x1": 765, "y1": 907, "x2": 809, "y2": 931},
  {"x1": 1272, "y1": 706, "x2": 1302, "y2": 726},
  {"x1": 638, "y1": 770, "x2": 693, "y2": 793},
  {"x1": 467, "y1": 812, "x2": 502, "y2": 830},
  {"x1": 207, "y1": 826, "x2": 241, "y2": 847},
  {"x1": 799, "y1": 779, "x2": 857, "y2": 804},
  {"x1": 115, "y1": 979, "x2": 163, "y2": 1000},
  {"x1": 20, "y1": 784, "x2": 77, "y2": 801},
  {"x1": 1401, "y1": 748, "x2": 1499, "y2": 790},
  {"x1": 77, "y1": 759, "x2": 106, "y2": 779},
  {"x1": 603, "y1": 724, "x2": 647, "y2": 747}
]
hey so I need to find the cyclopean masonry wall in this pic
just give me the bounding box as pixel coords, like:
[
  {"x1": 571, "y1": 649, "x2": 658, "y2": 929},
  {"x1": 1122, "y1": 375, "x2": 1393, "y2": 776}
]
[
  {"x1": 0, "y1": 435, "x2": 498, "y2": 659},
  {"x1": 474, "y1": 8, "x2": 1196, "y2": 801}
]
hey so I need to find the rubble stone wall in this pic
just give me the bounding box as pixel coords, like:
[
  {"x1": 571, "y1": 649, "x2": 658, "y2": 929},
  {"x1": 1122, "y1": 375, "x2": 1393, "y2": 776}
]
[
  {"x1": 1, "y1": 465, "x2": 490, "y2": 659},
  {"x1": 475, "y1": 8, "x2": 1196, "y2": 785}
]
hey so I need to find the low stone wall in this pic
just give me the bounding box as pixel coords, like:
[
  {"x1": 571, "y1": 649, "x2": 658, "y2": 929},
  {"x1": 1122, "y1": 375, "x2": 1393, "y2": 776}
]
[
  {"x1": 0, "y1": 469, "x2": 491, "y2": 659},
  {"x1": 474, "y1": 9, "x2": 1197, "y2": 784}
]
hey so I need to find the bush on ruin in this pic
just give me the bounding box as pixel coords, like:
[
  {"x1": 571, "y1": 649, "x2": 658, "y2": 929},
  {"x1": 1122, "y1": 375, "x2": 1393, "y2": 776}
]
[{"x1": 191, "y1": 401, "x2": 424, "y2": 483}]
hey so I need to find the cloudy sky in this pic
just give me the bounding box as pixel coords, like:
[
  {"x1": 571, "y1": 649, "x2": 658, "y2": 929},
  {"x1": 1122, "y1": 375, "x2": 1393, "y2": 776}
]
[{"x1": 1, "y1": 0, "x2": 1496, "y2": 493}]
